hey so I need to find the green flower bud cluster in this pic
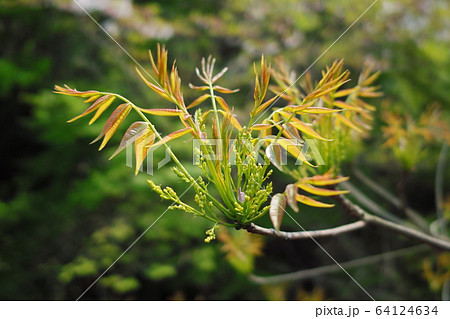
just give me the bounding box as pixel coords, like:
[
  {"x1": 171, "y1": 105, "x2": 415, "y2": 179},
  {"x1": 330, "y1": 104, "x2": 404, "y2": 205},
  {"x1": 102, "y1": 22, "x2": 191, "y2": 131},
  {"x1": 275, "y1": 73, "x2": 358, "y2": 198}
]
[{"x1": 204, "y1": 224, "x2": 219, "y2": 243}]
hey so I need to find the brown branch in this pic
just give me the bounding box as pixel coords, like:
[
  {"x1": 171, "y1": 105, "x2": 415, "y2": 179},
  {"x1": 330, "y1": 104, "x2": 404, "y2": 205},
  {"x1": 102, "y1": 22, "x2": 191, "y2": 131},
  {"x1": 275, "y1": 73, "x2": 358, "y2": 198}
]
[
  {"x1": 335, "y1": 195, "x2": 450, "y2": 251},
  {"x1": 249, "y1": 245, "x2": 428, "y2": 285},
  {"x1": 245, "y1": 221, "x2": 366, "y2": 240}
]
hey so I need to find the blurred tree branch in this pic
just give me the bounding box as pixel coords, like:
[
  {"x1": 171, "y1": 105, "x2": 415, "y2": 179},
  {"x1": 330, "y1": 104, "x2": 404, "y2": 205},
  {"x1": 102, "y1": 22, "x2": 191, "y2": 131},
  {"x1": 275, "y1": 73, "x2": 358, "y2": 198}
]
[
  {"x1": 249, "y1": 245, "x2": 428, "y2": 285},
  {"x1": 352, "y1": 167, "x2": 429, "y2": 232},
  {"x1": 335, "y1": 195, "x2": 450, "y2": 251}
]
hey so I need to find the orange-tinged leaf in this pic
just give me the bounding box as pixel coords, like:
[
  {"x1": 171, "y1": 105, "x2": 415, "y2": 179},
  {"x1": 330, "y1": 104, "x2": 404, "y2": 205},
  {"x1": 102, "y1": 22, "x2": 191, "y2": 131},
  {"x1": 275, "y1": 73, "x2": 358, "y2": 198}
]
[
  {"x1": 187, "y1": 94, "x2": 210, "y2": 109},
  {"x1": 354, "y1": 98, "x2": 376, "y2": 111},
  {"x1": 288, "y1": 120, "x2": 332, "y2": 141},
  {"x1": 188, "y1": 83, "x2": 209, "y2": 91},
  {"x1": 139, "y1": 108, "x2": 184, "y2": 116},
  {"x1": 269, "y1": 194, "x2": 286, "y2": 231},
  {"x1": 304, "y1": 79, "x2": 350, "y2": 101},
  {"x1": 296, "y1": 182, "x2": 349, "y2": 196},
  {"x1": 109, "y1": 121, "x2": 149, "y2": 159},
  {"x1": 67, "y1": 94, "x2": 113, "y2": 123},
  {"x1": 217, "y1": 110, "x2": 242, "y2": 130},
  {"x1": 335, "y1": 113, "x2": 363, "y2": 132},
  {"x1": 271, "y1": 138, "x2": 315, "y2": 167},
  {"x1": 358, "y1": 89, "x2": 383, "y2": 98},
  {"x1": 91, "y1": 103, "x2": 132, "y2": 150},
  {"x1": 296, "y1": 194, "x2": 334, "y2": 208},
  {"x1": 255, "y1": 95, "x2": 279, "y2": 115},
  {"x1": 282, "y1": 103, "x2": 312, "y2": 113},
  {"x1": 282, "y1": 123, "x2": 303, "y2": 140},
  {"x1": 265, "y1": 143, "x2": 283, "y2": 171},
  {"x1": 251, "y1": 124, "x2": 275, "y2": 131},
  {"x1": 361, "y1": 70, "x2": 381, "y2": 86},
  {"x1": 86, "y1": 95, "x2": 116, "y2": 125},
  {"x1": 301, "y1": 107, "x2": 342, "y2": 114},
  {"x1": 213, "y1": 85, "x2": 239, "y2": 94},
  {"x1": 54, "y1": 85, "x2": 100, "y2": 98},
  {"x1": 135, "y1": 128, "x2": 156, "y2": 175},
  {"x1": 285, "y1": 184, "x2": 299, "y2": 212},
  {"x1": 136, "y1": 67, "x2": 172, "y2": 102},
  {"x1": 333, "y1": 88, "x2": 358, "y2": 98},
  {"x1": 307, "y1": 176, "x2": 349, "y2": 186},
  {"x1": 84, "y1": 95, "x2": 102, "y2": 103},
  {"x1": 151, "y1": 127, "x2": 194, "y2": 149},
  {"x1": 215, "y1": 96, "x2": 231, "y2": 113},
  {"x1": 333, "y1": 100, "x2": 362, "y2": 111}
]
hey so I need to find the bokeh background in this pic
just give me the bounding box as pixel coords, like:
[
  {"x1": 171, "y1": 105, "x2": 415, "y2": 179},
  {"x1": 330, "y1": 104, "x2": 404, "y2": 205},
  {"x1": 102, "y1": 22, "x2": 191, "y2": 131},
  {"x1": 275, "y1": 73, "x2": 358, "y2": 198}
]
[{"x1": 1, "y1": 0, "x2": 449, "y2": 300}]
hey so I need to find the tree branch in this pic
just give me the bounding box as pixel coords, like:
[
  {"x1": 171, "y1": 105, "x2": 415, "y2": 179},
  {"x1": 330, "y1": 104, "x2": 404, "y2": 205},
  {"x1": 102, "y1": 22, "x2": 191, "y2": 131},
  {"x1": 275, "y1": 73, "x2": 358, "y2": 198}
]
[
  {"x1": 245, "y1": 221, "x2": 366, "y2": 240},
  {"x1": 249, "y1": 245, "x2": 428, "y2": 285},
  {"x1": 335, "y1": 195, "x2": 450, "y2": 251},
  {"x1": 352, "y1": 168, "x2": 429, "y2": 231},
  {"x1": 340, "y1": 180, "x2": 404, "y2": 223}
]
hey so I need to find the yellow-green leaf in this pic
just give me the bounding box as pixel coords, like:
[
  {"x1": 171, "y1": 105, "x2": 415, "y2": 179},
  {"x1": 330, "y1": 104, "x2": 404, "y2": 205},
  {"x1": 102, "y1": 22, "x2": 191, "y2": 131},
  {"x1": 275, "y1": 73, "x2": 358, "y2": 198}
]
[
  {"x1": 88, "y1": 95, "x2": 116, "y2": 125},
  {"x1": 109, "y1": 121, "x2": 149, "y2": 160},
  {"x1": 251, "y1": 124, "x2": 275, "y2": 131},
  {"x1": 136, "y1": 67, "x2": 172, "y2": 102},
  {"x1": 91, "y1": 103, "x2": 132, "y2": 150},
  {"x1": 301, "y1": 107, "x2": 342, "y2": 114},
  {"x1": 296, "y1": 194, "x2": 334, "y2": 208},
  {"x1": 287, "y1": 120, "x2": 332, "y2": 141},
  {"x1": 67, "y1": 94, "x2": 112, "y2": 123},
  {"x1": 187, "y1": 94, "x2": 210, "y2": 109},
  {"x1": 333, "y1": 88, "x2": 358, "y2": 98},
  {"x1": 151, "y1": 127, "x2": 194, "y2": 149},
  {"x1": 335, "y1": 113, "x2": 363, "y2": 132},
  {"x1": 217, "y1": 110, "x2": 242, "y2": 130},
  {"x1": 139, "y1": 108, "x2": 184, "y2": 116},
  {"x1": 135, "y1": 127, "x2": 156, "y2": 175},
  {"x1": 296, "y1": 182, "x2": 349, "y2": 196},
  {"x1": 84, "y1": 95, "x2": 102, "y2": 103},
  {"x1": 282, "y1": 102, "x2": 314, "y2": 113},
  {"x1": 271, "y1": 138, "x2": 315, "y2": 167},
  {"x1": 254, "y1": 95, "x2": 279, "y2": 115},
  {"x1": 333, "y1": 100, "x2": 362, "y2": 111},
  {"x1": 307, "y1": 176, "x2": 349, "y2": 186},
  {"x1": 215, "y1": 96, "x2": 231, "y2": 113}
]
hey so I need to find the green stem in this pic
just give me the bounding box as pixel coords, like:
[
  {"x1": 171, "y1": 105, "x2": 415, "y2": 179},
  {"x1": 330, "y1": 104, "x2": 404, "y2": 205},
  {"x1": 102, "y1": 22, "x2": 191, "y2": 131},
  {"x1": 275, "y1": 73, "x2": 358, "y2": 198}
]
[{"x1": 108, "y1": 92, "x2": 230, "y2": 217}]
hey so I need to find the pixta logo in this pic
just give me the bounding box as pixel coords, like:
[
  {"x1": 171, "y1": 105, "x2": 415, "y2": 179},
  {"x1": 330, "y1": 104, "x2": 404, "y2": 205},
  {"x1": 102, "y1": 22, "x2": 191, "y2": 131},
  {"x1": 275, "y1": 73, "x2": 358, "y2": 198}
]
[{"x1": 125, "y1": 137, "x2": 325, "y2": 175}]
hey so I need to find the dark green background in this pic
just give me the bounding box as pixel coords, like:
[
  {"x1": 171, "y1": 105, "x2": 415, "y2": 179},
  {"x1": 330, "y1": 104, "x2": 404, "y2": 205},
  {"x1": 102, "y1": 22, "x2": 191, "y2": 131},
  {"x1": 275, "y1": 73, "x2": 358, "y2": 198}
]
[{"x1": 0, "y1": 0, "x2": 449, "y2": 300}]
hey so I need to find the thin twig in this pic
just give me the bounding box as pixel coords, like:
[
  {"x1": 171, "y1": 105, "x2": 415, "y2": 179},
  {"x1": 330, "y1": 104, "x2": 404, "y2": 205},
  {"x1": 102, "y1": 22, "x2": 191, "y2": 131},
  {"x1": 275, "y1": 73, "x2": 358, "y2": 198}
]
[
  {"x1": 335, "y1": 195, "x2": 450, "y2": 251},
  {"x1": 246, "y1": 221, "x2": 366, "y2": 240},
  {"x1": 249, "y1": 245, "x2": 428, "y2": 285},
  {"x1": 353, "y1": 167, "x2": 401, "y2": 207},
  {"x1": 340, "y1": 181, "x2": 404, "y2": 223},
  {"x1": 353, "y1": 168, "x2": 429, "y2": 232}
]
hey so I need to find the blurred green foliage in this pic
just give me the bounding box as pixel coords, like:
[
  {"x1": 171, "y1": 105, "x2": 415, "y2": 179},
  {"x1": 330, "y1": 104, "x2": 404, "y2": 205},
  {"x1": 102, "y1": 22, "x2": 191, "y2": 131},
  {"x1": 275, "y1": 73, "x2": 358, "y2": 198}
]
[{"x1": 0, "y1": 0, "x2": 448, "y2": 300}]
